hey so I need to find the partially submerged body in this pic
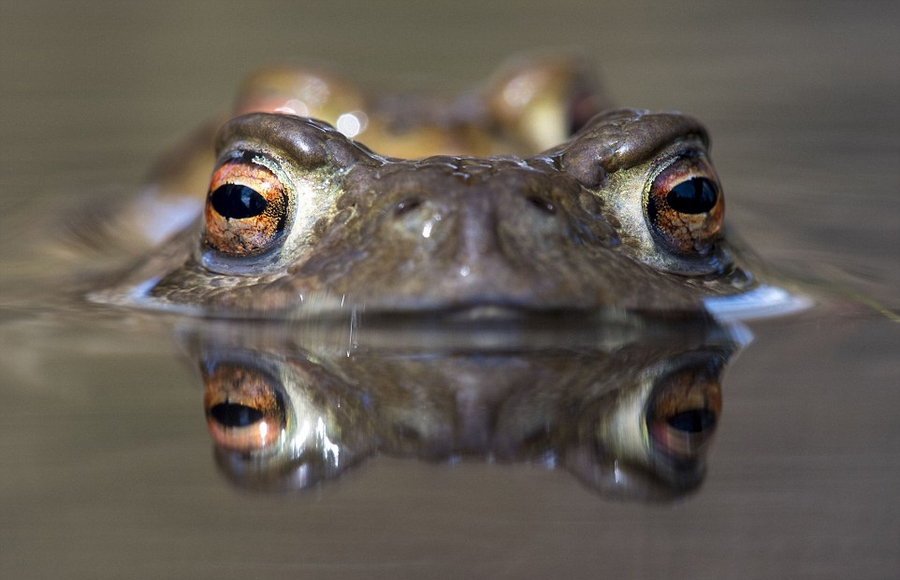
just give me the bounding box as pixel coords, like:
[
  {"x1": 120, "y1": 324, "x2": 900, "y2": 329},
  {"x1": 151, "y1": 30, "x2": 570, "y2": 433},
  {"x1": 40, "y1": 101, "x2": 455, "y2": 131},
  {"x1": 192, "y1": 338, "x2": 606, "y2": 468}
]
[{"x1": 91, "y1": 57, "x2": 799, "y2": 319}]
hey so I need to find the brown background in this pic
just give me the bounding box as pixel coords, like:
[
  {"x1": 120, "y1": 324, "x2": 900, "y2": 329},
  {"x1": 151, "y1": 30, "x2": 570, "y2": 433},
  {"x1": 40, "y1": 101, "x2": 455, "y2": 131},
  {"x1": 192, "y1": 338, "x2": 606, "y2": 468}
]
[{"x1": 1, "y1": 1, "x2": 898, "y2": 578}]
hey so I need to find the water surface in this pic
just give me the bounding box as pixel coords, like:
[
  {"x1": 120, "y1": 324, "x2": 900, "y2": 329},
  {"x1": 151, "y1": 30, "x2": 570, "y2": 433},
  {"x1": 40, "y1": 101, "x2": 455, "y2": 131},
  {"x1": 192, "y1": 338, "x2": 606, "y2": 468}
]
[{"x1": 1, "y1": 1, "x2": 898, "y2": 578}]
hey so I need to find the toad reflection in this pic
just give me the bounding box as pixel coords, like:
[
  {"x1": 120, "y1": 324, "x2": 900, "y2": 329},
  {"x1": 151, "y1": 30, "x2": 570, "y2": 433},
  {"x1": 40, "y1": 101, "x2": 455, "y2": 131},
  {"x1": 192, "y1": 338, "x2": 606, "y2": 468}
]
[{"x1": 180, "y1": 315, "x2": 746, "y2": 500}]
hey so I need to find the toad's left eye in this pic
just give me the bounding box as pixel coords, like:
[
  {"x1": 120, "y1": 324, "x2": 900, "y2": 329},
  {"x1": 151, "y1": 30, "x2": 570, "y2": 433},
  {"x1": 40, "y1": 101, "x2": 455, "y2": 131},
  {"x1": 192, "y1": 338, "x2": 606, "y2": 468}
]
[
  {"x1": 204, "y1": 158, "x2": 290, "y2": 256},
  {"x1": 645, "y1": 156, "x2": 724, "y2": 257}
]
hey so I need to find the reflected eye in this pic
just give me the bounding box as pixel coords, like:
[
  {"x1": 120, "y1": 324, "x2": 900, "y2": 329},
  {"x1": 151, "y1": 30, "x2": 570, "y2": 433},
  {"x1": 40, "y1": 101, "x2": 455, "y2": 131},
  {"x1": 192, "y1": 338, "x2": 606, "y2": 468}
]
[
  {"x1": 204, "y1": 157, "x2": 290, "y2": 256},
  {"x1": 203, "y1": 363, "x2": 286, "y2": 453},
  {"x1": 646, "y1": 363, "x2": 722, "y2": 458},
  {"x1": 645, "y1": 156, "x2": 724, "y2": 256}
]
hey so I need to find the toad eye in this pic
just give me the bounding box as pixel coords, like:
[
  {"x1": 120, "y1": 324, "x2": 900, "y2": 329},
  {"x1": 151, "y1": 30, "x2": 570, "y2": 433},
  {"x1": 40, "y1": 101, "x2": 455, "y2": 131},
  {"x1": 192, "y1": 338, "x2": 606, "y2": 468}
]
[
  {"x1": 646, "y1": 362, "x2": 722, "y2": 458},
  {"x1": 645, "y1": 155, "x2": 724, "y2": 257},
  {"x1": 203, "y1": 362, "x2": 286, "y2": 453},
  {"x1": 204, "y1": 157, "x2": 290, "y2": 256}
]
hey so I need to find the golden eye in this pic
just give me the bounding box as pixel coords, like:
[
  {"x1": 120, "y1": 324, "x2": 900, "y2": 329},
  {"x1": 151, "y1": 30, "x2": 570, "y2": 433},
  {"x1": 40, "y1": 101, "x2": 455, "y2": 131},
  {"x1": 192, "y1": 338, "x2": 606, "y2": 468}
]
[
  {"x1": 204, "y1": 158, "x2": 290, "y2": 256},
  {"x1": 645, "y1": 156, "x2": 724, "y2": 256},
  {"x1": 646, "y1": 364, "x2": 722, "y2": 458},
  {"x1": 203, "y1": 362, "x2": 286, "y2": 453}
]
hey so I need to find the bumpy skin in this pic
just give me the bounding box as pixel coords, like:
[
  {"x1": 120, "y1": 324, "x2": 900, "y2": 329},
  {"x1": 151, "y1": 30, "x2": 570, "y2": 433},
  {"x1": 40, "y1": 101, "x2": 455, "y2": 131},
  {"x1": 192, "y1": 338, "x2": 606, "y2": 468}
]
[{"x1": 96, "y1": 62, "x2": 757, "y2": 317}]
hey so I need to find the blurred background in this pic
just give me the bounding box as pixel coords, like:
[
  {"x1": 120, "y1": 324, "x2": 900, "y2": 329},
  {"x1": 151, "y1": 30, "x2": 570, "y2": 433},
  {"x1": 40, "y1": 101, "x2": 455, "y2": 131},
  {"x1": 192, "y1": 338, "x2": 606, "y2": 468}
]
[
  {"x1": 2, "y1": 0, "x2": 897, "y2": 293},
  {"x1": 1, "y1": 1, "x2": 898, "y2": 579}
]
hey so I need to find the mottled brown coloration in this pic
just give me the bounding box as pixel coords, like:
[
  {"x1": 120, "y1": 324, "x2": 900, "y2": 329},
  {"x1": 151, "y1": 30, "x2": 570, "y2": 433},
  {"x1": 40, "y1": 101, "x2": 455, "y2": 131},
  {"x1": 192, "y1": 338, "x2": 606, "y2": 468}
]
[{"x1": 92, "y1": 59, "x2": 758, "y2": 317}]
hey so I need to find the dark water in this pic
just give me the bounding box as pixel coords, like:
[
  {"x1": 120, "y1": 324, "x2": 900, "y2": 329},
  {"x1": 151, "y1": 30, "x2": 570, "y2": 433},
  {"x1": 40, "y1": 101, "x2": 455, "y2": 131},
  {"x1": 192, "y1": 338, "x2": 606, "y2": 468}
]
[{"x1": 1, "y1": 1, "x2": 899, "y2": 578}]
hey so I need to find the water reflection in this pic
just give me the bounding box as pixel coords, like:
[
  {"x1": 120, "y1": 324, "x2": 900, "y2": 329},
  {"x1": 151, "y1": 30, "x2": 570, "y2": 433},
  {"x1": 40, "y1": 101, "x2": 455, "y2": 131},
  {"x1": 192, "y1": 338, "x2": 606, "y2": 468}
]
[{"x1": 177, "y1": 312, "x2": 749, "y2": 500}]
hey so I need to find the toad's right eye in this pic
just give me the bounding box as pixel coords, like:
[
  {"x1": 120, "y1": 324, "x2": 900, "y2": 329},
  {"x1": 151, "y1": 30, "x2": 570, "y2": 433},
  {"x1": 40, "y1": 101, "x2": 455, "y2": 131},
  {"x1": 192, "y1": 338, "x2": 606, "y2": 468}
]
[{"x1": 204, "y1": 158, "x2": 290, "y2": 256}]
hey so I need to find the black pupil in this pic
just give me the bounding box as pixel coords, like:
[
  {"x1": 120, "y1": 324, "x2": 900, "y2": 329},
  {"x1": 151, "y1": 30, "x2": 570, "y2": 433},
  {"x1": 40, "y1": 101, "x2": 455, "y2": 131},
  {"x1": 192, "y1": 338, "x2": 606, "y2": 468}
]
[
  {"x1": 666, "y1": 177, "x2": 718, "y2": 214},
  {"x1": 209, "y1": 402, "x2": 264, "y2": 428},
  {"x1": 210, "y1": 184, "x2": 267, "y2": 219},
  {"x1": 667, "y1": 409, "x2": 716, "y2": 433}
]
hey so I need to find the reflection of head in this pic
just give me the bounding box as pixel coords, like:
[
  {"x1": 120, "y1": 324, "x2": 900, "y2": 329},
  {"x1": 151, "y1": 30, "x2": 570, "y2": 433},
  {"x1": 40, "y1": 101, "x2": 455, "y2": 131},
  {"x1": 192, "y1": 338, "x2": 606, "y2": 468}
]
[
  {"x1": 560, "y1": 351, "x2": 725, "y2": 500},
  {"x1": 196, "y1": 321, "x2": 741, "y2": 501},
  {"x1": 202, "y1": 351, "x2": 378, "y2": 491}
]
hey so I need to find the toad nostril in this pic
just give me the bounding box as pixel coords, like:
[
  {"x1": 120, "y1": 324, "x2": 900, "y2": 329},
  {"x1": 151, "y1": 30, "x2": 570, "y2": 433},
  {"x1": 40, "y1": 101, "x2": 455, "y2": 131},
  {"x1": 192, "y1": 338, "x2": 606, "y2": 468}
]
[
  {"x1": 526, "y1": 195, "x2": 556, "y2": 215},
  {"x1": 394, "y1": 196, "x2": 424, "y2": 216}
]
